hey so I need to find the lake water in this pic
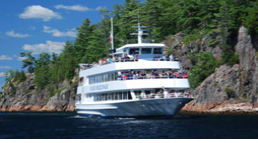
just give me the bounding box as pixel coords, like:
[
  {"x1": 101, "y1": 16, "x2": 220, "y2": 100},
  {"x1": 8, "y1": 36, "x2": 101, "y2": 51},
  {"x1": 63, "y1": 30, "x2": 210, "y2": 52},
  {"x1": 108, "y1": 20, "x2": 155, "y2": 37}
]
[{"x1": 0, "y1": 112, "x2": 258, "y2": 139}]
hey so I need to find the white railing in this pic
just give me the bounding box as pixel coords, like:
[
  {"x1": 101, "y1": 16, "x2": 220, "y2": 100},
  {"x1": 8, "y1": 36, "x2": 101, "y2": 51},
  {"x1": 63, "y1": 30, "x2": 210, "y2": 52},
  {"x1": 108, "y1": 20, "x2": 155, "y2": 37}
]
[
  {"x1": 87, "y1": 76, "x2": 188, "y2": 85},
  {"x1": 79, "y1": 58, "x2": 179, "y2": 71}
]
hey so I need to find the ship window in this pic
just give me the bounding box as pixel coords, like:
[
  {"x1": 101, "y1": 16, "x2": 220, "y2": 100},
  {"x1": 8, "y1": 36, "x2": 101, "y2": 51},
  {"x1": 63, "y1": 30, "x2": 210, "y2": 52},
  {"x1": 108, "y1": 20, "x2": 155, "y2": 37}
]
[
  {"x1": 123, "y1": 92, "x2": 128, "y2": 100},
  {"x1": 101, "y1": 94, "x2": 105, "y2": 101},
  {"x1": 114, "y1": 93, "x2": 118, "y2": 100},
  {"x1": 79, "y1": 77, "x2": 84, "y2": 86},
  {"x1": 108, "y1": 73, "x2": 112, "y2": 81},
  {"x1": 118, "y1": 93, "x2": 122, "y2": 100},
  {"x1": 107, "y1": 93, "x2": 111, "y2": 101},
  {"x1": 101, "y1": 75, "x2": 104, "y2": 83},
  {"x1": 154, "y1": 48, "x2": 162, "y2": 54},
  {"x1": 128, "y1": 91, "x2": 132, "y2": 99},
  {"x1": 141, "y1": 48, "x2": 152, "y2": 54},
  {"x1": 111, "y1": 93, "x2": 114, "y2": 100},
  {"x1": 129, "y1": 48, "x2": 139, "y2": 55}
]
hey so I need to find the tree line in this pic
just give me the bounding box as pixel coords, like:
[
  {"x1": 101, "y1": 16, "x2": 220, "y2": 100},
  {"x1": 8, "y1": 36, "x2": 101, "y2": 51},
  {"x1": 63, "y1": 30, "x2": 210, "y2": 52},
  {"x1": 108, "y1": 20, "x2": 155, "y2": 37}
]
[{"x1": 2, "y1": 0, "x2": 258, "y2": 90}]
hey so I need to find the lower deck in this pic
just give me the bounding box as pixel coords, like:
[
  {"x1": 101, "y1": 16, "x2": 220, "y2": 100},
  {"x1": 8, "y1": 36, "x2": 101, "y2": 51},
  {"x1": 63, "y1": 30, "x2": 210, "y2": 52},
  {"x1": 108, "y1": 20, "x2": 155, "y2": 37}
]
[
  {"x1": 76, "y1": 88, "x2": 192, "y2": 104},
  {"x1": 76, "y1": 98, "x2": 193, "y2": 117}
]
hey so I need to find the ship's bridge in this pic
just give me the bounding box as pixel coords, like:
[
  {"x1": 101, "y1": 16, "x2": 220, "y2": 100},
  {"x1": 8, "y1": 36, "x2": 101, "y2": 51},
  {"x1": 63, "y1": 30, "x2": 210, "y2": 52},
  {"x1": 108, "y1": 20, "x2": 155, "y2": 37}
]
[{"x1": 113, "y1": 43, "x2": 165, "y2": 60}]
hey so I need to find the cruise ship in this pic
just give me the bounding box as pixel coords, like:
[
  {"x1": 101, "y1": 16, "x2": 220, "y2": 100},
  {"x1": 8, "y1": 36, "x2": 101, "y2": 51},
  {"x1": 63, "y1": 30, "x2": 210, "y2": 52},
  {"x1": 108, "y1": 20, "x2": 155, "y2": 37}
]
[{"x1": 75, "y1": 20, "x2": 193, "y2": 118}]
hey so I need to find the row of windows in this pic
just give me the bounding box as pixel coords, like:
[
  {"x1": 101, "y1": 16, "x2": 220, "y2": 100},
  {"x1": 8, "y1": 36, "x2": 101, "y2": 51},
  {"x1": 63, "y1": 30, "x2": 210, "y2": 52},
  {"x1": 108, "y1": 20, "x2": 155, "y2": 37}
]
[
  {"x1": 88, "y1": 69, "x2": 184, "y2": 85},
  {"x1": 87, "y1": 91, "x2": 132, "y2": 102},
  {"x1": 89, "y1": 72, "x2": 118, "y2": 84},
  {"x1": 128, "y1": 47, "x2": 163, "y2": 55}
]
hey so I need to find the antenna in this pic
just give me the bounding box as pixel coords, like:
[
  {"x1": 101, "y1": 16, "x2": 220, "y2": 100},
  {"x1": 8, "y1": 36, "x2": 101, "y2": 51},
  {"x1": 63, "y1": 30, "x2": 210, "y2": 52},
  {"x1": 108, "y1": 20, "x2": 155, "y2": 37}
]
[{"x1": 130, "y1": 13, "x2": 148, "y2": 44}]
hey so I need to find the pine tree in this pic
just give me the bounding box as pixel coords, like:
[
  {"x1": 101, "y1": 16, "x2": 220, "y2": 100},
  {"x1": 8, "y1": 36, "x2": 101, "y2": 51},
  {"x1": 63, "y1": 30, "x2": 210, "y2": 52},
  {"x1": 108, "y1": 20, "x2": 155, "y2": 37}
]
[{"x1": 19, "y1": 70, "x2": 27, "y2": 82}]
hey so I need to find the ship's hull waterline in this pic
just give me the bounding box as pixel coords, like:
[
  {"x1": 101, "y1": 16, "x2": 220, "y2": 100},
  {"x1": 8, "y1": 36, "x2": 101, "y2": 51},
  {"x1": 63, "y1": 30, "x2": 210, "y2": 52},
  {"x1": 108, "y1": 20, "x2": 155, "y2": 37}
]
[{"x1": 76, "y1": 98, "x2": 193, "y2": 118}]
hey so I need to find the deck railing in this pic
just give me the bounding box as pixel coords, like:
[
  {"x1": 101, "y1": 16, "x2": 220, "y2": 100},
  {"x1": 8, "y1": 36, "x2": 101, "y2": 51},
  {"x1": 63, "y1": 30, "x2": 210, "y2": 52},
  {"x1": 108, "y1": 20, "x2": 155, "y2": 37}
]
[{"x1": 79, "y1": 58, "x2": 179, "y2": 71}]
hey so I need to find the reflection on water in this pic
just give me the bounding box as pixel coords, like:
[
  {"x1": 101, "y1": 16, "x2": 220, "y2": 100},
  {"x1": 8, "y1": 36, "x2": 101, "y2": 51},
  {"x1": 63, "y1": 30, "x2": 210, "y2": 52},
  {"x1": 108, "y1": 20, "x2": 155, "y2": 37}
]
[{"x1": 0, "y1": 112, "x2": 258, "y2": 139}]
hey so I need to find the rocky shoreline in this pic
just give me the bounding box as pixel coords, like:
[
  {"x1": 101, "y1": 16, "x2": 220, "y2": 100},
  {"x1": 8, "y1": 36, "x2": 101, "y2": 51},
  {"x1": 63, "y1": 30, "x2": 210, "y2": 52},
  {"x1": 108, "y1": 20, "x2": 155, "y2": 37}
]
[
  {"x1": 0, "y1": 105, "x2": 75, "y2": 112},
  {"x1": 181, "y1": 102, "x2": 258, "y2": 115},
  {"x1": 1, "y1": 102, "x2": 258, "y2": 115}
]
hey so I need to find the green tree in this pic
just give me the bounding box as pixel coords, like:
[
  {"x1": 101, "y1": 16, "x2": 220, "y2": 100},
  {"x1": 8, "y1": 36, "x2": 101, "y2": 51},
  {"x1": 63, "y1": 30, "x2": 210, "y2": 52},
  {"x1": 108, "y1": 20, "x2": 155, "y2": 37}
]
[
  {"x1": 244, "y1": 1, "x2": 258, "y2": 34},
  {"x1": 4, "y1": 69, "x2": 15, "y2": 83},
  {"x1": 34, "y1": 53, "x2": 51, "y2": 89},
  {"x1": 19, "y1": 70, "x2": 27, "y2": 82},
  {"x1": 13, "y1": 70, "x2": 21, "y2": 82},
  {"x1": 20, "y1": 52, "x2": 37, "y2": 73},
  {"x1": 189, "y1": 52, "x2": 220, "y2": 88}
]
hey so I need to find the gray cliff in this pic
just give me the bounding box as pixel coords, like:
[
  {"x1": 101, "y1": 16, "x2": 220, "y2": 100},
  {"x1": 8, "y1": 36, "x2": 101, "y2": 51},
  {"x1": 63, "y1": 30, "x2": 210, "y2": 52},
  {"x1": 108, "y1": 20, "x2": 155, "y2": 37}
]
[
  {"x1": 0, "y1": 73, "x2": 76, "y2": 112},
  {"x1": 165, "y1": 26, "x2": 258, "y2": 113}
]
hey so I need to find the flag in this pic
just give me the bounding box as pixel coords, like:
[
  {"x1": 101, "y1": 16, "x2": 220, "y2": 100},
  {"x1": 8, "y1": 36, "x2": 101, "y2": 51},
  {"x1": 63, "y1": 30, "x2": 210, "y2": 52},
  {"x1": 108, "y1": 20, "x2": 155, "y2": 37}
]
[{"x1": 109, "y1": 32, "x2": 113, "y2": 44}]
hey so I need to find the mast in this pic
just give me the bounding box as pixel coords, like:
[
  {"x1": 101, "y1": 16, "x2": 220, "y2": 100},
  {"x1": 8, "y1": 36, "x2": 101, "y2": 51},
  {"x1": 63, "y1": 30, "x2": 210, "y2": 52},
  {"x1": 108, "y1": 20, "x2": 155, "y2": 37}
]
[
  {"x1": 130, "y1": 17, "x2": 148, "y2": 44},
  {"x1": 137, "y1": 22, "x2": 143, "y2": 44},
  {"x1": 110, "y1": 17, "x2": 114, "y2": 53}
]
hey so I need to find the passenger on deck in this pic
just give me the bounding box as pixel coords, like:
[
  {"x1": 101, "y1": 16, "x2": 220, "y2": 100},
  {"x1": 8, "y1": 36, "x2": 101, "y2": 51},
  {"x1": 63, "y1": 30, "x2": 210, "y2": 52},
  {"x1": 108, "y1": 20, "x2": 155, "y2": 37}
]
[
  {"x1": 169, "y1": 54, "x2": 174, "y2": 61},
  {"x1": 148, "y1": 90, "x2": 155, "y2": 98},
  {"x1": 134, "y1": 71, "x2": 139, "y2": 79},
  {"x1": 118, "y1": 56, "x2": 122, "y2": 62},
  {"x1": 158, "y1": 72, "x2": 163, "y2": 78},
  {"x1": 154, "y1": 71, "x2": 159, "y2": 78},
  {"x1": 118, "y1": 72, "x2": 123, "y2": 80},
  {"x1": 170, "y1": 91, "x2": 175, "y2": 98},
  {"x1": 146, "y1": 71, "x2": 151, "y2": 79},
  {"x1": 162, "y1": 55, "x2": 167, "y2": 61},
  {"x1": 163, "y1": 89, "x2": 169, "y2": 98},
  {"x1": 174, "y1": 91, "x2": 178, "y2": 97},
  {"x1": 158, "y1": 90, "x2": 164, "y2": 98},
  {"x1": 128, "y1": 71, "x2": 133, "y2": 80},
  {"x1": 128, "y1": 54, "x2": 134, "y2": 61},
  {"x1": 112, "y1": 56, "x2": 116, "y2": 62},
  {"x1": 154, "y1": 93, "x2": 160, "y2": 99},
  {"x1": 135, "y1": 54, "x2": 139, "y2": 61},
  {"x1": 183, "y1": 72, "x2": 188, "y2": 79},
  {"x1": 178, "y1": 91, "x2": 182, "y2": 97},
  {"x1": 140, "y1": 90, "x2": 147, "y2": 99},
  {"x1": 162, "y1": 71, "x2": 167, "y2": 78},
  {"x1": 123, "y1": 73, "x2": 127, "y2": 80},
  {"x1": 184, "y1": 90, "x2": 190, "y2": 97},
  {"x1": 141, "y1": 71, "x2": 146, "y2": 79},
  {"x1": 107, "y1": 57, "x2": 112, "y2": 63},
  {"x1": 98, "y1": 59, "x2": 103, "y2": 65},
  {"x1": 135, "y1": 92, "x2": 141, "y2": 100}
]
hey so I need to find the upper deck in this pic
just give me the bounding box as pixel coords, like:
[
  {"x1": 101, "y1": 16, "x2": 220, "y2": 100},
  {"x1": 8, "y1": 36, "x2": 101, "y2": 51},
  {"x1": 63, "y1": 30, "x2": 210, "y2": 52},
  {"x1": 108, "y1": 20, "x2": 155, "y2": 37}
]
[{"x1": 79, "y1": 59, "x2": 181, "y2": 77}]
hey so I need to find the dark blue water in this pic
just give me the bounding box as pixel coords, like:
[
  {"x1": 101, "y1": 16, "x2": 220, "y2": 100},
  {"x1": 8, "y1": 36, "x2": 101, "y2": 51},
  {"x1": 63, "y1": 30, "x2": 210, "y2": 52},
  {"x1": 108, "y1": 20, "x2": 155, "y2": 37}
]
[{"x1": 0, "y1": 112, "x2": 258, "y2": 139}]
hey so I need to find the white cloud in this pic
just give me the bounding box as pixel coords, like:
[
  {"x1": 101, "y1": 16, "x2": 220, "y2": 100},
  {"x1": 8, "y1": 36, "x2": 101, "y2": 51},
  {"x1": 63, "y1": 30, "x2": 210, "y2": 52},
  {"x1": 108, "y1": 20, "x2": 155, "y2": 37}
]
[
  {"x1": 6, "y1": 31, "x2": 30, "y2": 38},
  {"x1": 96, "y1": 6, "x2": 105, "y2": 11},
  {"x1": 30, "y1": 26, "x2": 36, "y2": 30},
  {"x1": 17, "y1": 57, "x2": 28, "y2": 61},
  {"x1": 0, "y1": 72, "x2": 5, "y2": 77},
  {"x1": 19, "y1": 5, "x2": 62, "y2": 21},
  {"x1": 43, "y1": 26, "x2": 77, "y2": 37},
  {"x1": 0, "y1": 66, "x2": 11, "y2": 69},
  {"x1": 55, "y1": 4, "x2": 91, "y2": 11},
  {"x1": 0, "y1": 55, "x2": 13, "y2": 60},
  {"x1": 22, "y1": 41, "x2": 65, "y2": 55}
]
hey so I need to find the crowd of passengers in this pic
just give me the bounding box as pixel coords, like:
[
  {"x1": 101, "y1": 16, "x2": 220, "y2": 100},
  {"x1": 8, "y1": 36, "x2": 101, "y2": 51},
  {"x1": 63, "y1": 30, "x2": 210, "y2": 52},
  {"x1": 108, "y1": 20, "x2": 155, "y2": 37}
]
[
  {"x1": 81, "y1": 53, "x2": 178, "y2": 70},
  {"x1": 117, "y1": 70, "x2": 187, "y2": 80},
  {"x1": 135, "y1": 89, "x2": 191, "y2": 99}
]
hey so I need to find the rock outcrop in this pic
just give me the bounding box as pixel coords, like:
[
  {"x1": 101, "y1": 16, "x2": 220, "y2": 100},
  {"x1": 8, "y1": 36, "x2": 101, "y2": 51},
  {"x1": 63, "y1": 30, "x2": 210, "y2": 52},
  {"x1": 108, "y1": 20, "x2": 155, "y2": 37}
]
[
  {"x1": 0, "y1": 73, "x2": 76, "y2": 112},
  {"x1": 179, "y1": 26, "x2": 258, "y2": 113}
]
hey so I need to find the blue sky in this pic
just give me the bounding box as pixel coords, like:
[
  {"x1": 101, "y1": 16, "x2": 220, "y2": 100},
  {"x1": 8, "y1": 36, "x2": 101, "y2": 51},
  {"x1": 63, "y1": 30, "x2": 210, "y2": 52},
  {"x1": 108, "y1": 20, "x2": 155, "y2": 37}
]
[{"x1": 0, "y1": 0, "x2": 129, "y2": 91}]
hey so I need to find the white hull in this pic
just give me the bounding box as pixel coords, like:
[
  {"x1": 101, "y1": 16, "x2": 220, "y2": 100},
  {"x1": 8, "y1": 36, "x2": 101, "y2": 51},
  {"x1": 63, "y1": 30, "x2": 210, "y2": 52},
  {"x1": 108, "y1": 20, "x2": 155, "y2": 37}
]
[{"x1": 76, "y1": 98, "x2": 192, "y2": 118}]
